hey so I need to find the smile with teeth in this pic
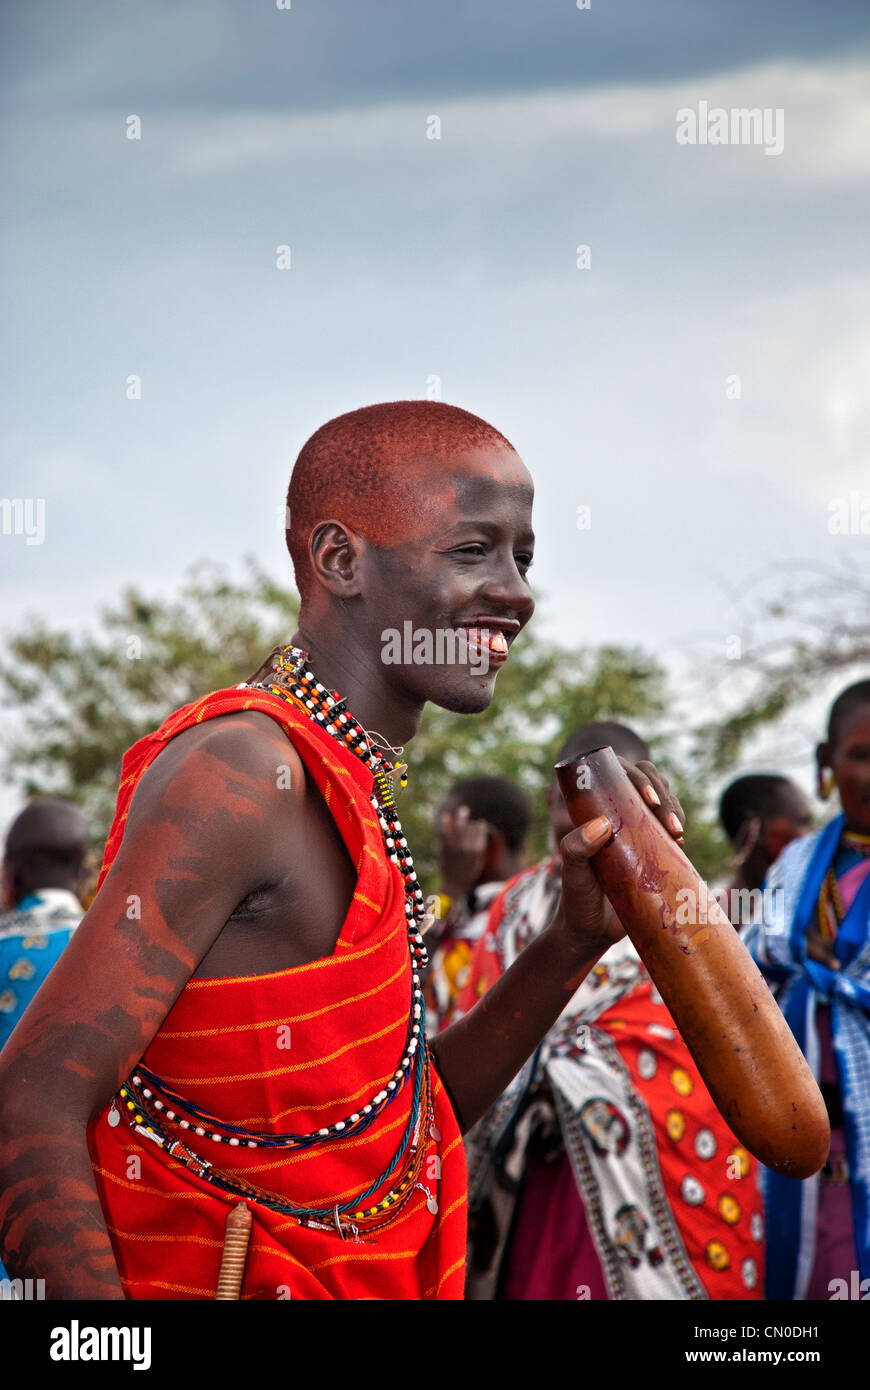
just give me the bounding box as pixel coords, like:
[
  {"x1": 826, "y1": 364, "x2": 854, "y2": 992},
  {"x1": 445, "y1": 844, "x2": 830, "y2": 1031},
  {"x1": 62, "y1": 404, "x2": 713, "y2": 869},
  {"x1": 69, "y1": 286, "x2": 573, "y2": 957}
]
[{"x1": 460, "y1": 627, "x2": 510, "y2": 657}]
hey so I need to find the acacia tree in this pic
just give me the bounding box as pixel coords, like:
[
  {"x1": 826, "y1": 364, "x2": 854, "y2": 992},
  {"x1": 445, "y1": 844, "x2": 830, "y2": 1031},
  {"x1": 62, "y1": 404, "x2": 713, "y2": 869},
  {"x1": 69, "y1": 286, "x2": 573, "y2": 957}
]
[
  {"x1": 397, "y1": 636, "x2": 674, "y2": 880},
  {"x1": 686, "y1": 556, "x2": 870, "y2": 774},
  {"x1": 3, "y1": 559, "x2": 722, "y2": 886},
  {"x1": 0, "y1": 558, "x2": 300, "y2": 837}
]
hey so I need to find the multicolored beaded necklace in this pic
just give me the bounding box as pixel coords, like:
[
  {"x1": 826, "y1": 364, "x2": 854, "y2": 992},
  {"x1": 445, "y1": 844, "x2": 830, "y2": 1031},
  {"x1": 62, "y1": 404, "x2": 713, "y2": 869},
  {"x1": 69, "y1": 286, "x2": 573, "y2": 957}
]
[
  {"x1": 109, "y1": 644, "x2": 439, "y2": 1237},
  {"x1": 817, "y1": 829, "x2": 870, "y2": 942}
]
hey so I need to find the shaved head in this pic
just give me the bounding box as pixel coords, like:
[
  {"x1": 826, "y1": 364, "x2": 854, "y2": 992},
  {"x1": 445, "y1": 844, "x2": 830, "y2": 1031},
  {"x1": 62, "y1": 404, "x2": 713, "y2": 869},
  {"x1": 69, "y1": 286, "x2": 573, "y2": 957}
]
[
  {"x1": 556, "y1": 721, "x2": 651, "y2": 768},
  {"x1": 4, "y1": 798, "x2": 89, "y2": 904},
  {"x1": 718, "y1": 775, "x2": 809, "y2": 845},
  {"x1": 286, "y1": 401, "x2": 519, "y2": 603},
  {"x1": 548, "y1": 721, "x2": 651, "y2": 846},
  {"x1": 826, "y1": 679, "x2": 870, "y2": 748},
  {"x1": 5, "y1": 799, "x2": 89, "y2": 859}
]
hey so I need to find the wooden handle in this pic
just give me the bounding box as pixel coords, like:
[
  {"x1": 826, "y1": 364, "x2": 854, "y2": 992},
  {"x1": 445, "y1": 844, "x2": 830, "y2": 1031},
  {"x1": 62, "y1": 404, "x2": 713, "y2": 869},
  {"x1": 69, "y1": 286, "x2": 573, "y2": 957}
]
[
  {"x1": 556, "y1": 746, "x2": 830, "y2": 1179},
  {"x1": 215, "y1": 1202, "x2": 253, "y2": 1300}
]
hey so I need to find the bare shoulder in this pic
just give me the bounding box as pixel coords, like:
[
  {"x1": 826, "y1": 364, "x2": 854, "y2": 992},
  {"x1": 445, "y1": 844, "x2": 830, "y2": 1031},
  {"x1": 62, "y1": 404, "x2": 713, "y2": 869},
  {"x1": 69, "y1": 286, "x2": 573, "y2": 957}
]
[
  {"x1": 0, "y1": 708, "x2": 319, "y2": 1125},
  {"x1": 125, "y1": 708, "x2": 307, "y2": 830},
  {"x1": 101, "y1": 707, "x2": 311, "y2": 906}
]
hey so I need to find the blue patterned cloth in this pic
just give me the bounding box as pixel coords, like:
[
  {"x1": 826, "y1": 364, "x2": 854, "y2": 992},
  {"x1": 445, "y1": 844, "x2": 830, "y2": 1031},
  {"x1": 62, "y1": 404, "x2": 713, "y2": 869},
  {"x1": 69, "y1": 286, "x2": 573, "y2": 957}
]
[
  {"x1": 0, "y1": 888, "x2": 82, "y2": 1052},
  {"x1": 0, "y1": 887, "x2": 82, "y2": 1290},
  {"x1": 744, "y1": 816, "x2": 870, "y2": 1299}
]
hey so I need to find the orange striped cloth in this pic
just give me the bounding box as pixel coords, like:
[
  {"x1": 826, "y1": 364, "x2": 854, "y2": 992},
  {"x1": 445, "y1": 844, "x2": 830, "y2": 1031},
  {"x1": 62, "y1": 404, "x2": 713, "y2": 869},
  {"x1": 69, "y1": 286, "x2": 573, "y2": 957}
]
[{"x1": 87, "y1": 685, "x2": 467, "y2": 1300}]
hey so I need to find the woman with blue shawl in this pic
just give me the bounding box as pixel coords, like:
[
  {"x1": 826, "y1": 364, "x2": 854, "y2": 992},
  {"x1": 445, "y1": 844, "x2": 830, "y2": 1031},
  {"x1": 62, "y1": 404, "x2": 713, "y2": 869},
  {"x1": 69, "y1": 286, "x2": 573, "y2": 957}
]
[{"x1": 745, "y1": 679, "x2": 870, "y2": 1300}]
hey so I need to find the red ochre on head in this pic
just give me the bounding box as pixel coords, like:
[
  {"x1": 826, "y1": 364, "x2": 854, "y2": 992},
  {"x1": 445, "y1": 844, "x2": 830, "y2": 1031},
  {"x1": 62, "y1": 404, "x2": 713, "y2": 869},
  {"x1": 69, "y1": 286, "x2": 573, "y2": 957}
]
[{"x1": 286, "y1": 400, "x2": 520, "y2": 602}]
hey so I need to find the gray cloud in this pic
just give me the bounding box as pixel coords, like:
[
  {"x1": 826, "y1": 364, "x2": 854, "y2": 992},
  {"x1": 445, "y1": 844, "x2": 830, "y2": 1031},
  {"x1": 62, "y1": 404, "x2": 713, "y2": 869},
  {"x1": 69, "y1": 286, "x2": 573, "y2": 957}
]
[{"x1": 3, "y1": 0, "x2": 868, "y2": 116}]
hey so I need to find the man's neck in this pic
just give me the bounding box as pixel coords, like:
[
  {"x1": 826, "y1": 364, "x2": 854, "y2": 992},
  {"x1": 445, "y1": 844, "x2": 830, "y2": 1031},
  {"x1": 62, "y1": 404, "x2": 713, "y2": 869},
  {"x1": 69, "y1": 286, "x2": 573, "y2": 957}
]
[
  {"x1": 493, "y1": 851, "x2": 525, "y2": 883},
  {"x1": 842, "y1": 815, "x2": 870, "y2": 838},
  {"x1": 291, "y1": 624, "x2": 425, "y2": 748}
]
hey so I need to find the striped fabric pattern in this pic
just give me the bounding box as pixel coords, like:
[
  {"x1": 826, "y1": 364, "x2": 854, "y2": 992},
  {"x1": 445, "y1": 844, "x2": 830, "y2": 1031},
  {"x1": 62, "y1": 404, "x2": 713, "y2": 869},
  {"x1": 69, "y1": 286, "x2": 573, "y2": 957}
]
[{"x1": 87, "y1": 686, "x2": 467, "y2": 1299}]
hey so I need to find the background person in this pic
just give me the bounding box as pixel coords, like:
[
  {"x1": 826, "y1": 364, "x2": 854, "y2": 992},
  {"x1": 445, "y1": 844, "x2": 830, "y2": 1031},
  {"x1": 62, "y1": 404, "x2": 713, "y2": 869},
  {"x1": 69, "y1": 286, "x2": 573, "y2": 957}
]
[
  {"x1": 0, "y1": 799, "x2": 88, "y2": 1052},
  {"x1": 716, "y1": 773, "x2": 813, "y2": 927},
  {"x1": 746, "y1": 679, "x2": 870, "y2": 1300},
  {"x1": 426, "y1": 775, "x2": 532, "y2": 1030},
  {"x1": 457, "y1": 722, "x2": 764, "y2": 1301}
]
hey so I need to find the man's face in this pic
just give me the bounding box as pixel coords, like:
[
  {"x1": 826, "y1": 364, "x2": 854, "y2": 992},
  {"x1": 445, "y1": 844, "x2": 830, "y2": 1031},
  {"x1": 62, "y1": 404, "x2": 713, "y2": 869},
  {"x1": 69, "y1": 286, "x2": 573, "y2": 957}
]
[
  {"x1": 357, "y1": 446, "x2": 536, "y2": 714},
  {"x1": 763, "y1": 786, "x2": 814, "y2": 864},
  {"x1": 434, "y1": 793, "x2": 465, "y2": 861},
  {"x1": 546, "y1": 779, "x2": 574, "y2": 846},
  {"x1": 826, "y1": 709, "x2": 870, "y2": 833}
]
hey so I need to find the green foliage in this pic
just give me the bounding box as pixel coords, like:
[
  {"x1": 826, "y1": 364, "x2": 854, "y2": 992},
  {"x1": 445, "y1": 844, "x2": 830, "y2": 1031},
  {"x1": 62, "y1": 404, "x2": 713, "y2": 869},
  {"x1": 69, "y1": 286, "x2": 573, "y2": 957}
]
[
  {"x1": 9, "y1": 554, "x2": 856, "y2": 894},
  {"x1": 0, "y1": 558, "x2": 299, "y2": 838},
  {"x1": 664, "y1": 770, "x2": 732, "y2": 886},
  {"x1": 692, "y1": 686, "x2": 797, "y2": 777},
  {"x1": 398, "y1": 636, "x2": 671, "y2": 889},
  {"x1": 690, "y1": 559, "x2": 870, "y2": 778}
]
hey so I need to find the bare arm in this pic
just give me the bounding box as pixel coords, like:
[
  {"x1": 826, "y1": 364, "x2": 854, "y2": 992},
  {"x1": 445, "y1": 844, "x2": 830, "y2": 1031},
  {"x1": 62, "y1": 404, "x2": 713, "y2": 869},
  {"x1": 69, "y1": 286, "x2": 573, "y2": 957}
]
[
  {"x1": 429, "y1": 906, "x2": 606, "y2": 1130},
  {"x1": 430, "y1": 759, "x2": 685, "y2": 1131},
  {"x1": 0, "y1": 714, "x2": 304, "y2": 1299}
]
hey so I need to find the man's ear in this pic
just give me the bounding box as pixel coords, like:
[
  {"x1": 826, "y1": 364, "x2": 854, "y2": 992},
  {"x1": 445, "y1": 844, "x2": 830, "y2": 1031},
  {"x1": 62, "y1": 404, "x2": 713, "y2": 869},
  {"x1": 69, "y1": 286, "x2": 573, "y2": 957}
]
[
  {"x1": 760, "y1": 818, "x2": 781, "y2": 859},
  {"x1": 733, "y1": 815, "x2": 762, "y2": 865},
  {"x1": 309, "y1": 520, "x2": 364, "y2": 599},
  {"x1": 815, "y1": 741, "x2": 832, "y2": 800},
  {"x1": 2, "y1": 861, "x2": 20, "y2": 910},
  {"x1": 483, "y1": 828, "x2": 504, "y2": 877},
  {"x1": 0, "y1": 862, "x2": 12, "y2": 911}
]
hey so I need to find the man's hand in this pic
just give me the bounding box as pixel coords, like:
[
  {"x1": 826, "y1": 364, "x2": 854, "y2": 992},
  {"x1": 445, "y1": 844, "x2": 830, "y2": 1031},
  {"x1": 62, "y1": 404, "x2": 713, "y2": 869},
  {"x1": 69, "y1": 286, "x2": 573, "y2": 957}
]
[
  {"x1": 552, "y1": 757, "x2": 686, "y2": 955},
  {"x1": 805, "y1": 928, "x2": 840, "y2": 972},
  {"x1": 431, "y1": 759, "x2": 686, "y2": 1134},
  {"x1": 437, "y1": 804, "x2": 490, "y2": 902}
]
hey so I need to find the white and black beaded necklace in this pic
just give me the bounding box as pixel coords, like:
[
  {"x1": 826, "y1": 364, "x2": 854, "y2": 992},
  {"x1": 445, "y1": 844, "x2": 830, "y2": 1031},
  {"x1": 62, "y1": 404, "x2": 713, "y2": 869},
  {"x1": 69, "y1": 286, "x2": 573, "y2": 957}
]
[
  {"x1": 245, "y1": 643, "x2": 427, "y2": 965},
  {"x1": 114, "y1": 643, "x2": 432, "y2": 1164}
]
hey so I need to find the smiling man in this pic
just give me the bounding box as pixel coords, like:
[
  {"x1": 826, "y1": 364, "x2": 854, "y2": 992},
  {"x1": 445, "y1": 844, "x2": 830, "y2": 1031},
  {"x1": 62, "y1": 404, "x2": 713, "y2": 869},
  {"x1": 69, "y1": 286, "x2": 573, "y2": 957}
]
[{"x1": 0, "y1": 401, "x2": 685, "y2": 1300}]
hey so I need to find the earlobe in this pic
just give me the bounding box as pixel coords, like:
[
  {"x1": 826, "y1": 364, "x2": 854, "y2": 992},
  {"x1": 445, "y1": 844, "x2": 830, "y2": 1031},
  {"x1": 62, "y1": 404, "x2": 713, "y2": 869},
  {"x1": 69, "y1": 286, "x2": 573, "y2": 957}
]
[
  {"x1": 309, "y1": 520, "x2": 363, "y2": 599},
  {"x1": 815, "y1": 742, "x2": 833, "y2": 801},
  {"x1": 817, "y1": 769, "x2": 835, "y2": 801},
  {"x1": 484, "y1": 829, "x2": 503, "y2": 879}
]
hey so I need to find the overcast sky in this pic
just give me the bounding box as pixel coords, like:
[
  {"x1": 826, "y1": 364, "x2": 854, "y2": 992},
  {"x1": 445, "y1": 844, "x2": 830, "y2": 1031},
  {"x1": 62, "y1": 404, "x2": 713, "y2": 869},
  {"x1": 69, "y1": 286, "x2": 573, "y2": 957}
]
[{"x1": 2, "y1": 1, "x2": 869, "y2": 824}]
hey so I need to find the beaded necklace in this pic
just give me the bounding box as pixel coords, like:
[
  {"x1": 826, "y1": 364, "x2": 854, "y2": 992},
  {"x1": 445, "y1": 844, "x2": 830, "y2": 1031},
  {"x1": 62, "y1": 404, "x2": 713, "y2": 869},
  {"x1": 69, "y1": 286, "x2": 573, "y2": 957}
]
[
  {"x1": 817, "y1": 829, "x2": 870, "y2": 942},
  {"x1": 843, "y1": 830, "x2": 870, "y2": 853},
  {"x1": 110, "y1": 645, "x2": 439, "y2": 1236},
  {"x1": 118, "y1": 1046, "x2": 435, "y2": 1236}
]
